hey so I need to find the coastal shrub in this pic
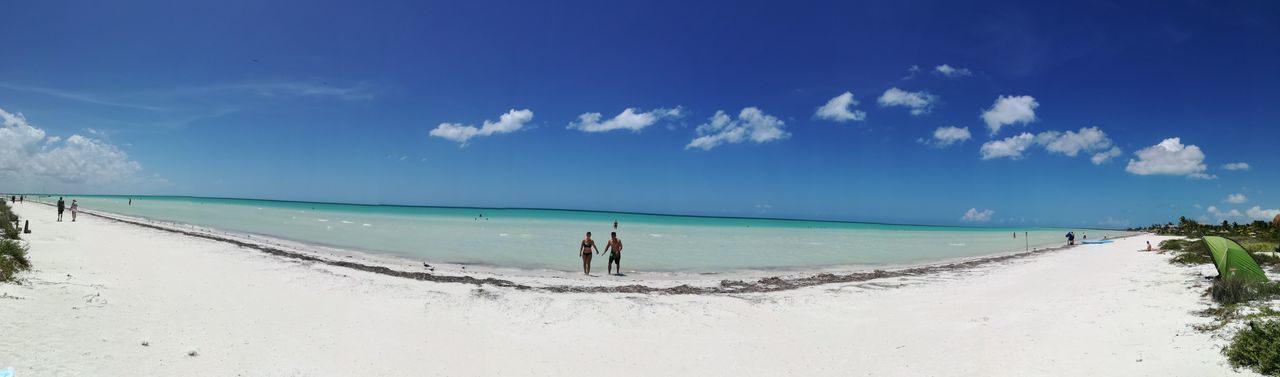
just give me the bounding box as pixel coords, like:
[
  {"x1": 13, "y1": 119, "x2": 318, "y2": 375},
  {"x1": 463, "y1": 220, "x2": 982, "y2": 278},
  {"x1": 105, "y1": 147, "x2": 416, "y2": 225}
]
[
  {"x1": 1211, "y1": 279, "x2": 1280, "y2": 306},
  {"x1": 1159, "y1": 239, "x2": 1185, "y2": 251},
  {"x1": 1225, "y1": 320, "x2": 1280, "y2": 376},
  {"x1": 0, "y1": 239, "x2": 31, "y2": 282},
  {"x1": 0, "y1": 202, "x2": 17, "y2": 240}
]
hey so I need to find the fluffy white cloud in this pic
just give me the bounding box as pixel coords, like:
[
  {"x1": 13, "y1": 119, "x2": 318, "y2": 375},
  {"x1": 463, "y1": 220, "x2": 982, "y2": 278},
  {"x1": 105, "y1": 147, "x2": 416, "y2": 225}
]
[
  {"x1": 1207, "y1": 206, "x2": 1242, "y2": 221},
  {"x1": 1226, "y1": 193, "x2": 1248, "y2": 204},
  {"x1": 686, "y1": 107, "x2": 789, "y2": 150},
  {"x1": 567, "y1": 107, "x2": 682, "y2": 133},
  {"x1": 429, "y1": 109, "x2": 534, "y2": 145},
  {"x1": 924, "y1": 126, "x2": 972, "y2": 147},
  {"x1": 1090, "y1": 147, "x2": 1122, "y2": 165},
  {"x1": 961, "y1": 208, "x2": 994, "y2": 222},
  {"x1": 1246, "y1": 206, "x2": 1280, "y2": 221},
  {"x1": 814, "y1": 92, "x2": 867, "y2": 122},
  {"x1": 1034, "y1": 126, "x2": 1122, "y2": 164},
  {"x1": 877, "y1": 87, "x2": 938, "y2": 115},
  {"x1": 981, "y1": 95, "x2": 1039, "y2": 135},
  {"x1": 934, "y1": 64, "x2": 973, "y2": 77},
  {"x1": 1222, "y1": 162, "x2": 1251, "y2": 171},
  {"x1": 977, "y1": 126, "x2": 1121, "y2": 164},
  {"x1": 1124, "y1": 137, "x2": 1213, "y2": 179},
  {"x1": 979, "y1": 132, "x2": 1036, "y2": 160},
  {"x1": 980, "y1": 127, "x2": 1121, "y2": 164},
  {"x1": 0, "y1": 106, "x2": 145, "y2": 188}
]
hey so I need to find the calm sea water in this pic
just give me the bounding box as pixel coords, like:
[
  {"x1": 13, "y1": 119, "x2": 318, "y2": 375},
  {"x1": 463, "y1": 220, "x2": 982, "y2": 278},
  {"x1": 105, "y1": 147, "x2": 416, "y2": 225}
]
[{"x1": 35, "y1": 195, "x2": 1130, "y2": 273}]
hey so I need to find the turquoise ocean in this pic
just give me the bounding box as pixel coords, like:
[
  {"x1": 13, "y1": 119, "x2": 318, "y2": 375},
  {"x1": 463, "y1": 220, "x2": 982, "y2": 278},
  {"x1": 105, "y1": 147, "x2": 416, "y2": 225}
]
[{"x1": 36, "y1": 195, "x2": 1131, "y2": 273}]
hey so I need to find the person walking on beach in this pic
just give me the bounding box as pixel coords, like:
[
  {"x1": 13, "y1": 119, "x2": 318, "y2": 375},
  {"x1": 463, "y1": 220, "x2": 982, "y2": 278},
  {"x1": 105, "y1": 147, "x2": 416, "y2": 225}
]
[
  {"x1": 70, "y1": 200, "x2": 79, "y2": 222},
  {"x1": 56, "y1": 197, "x2": 65, "y2": 222},
  {"x1": 1065, "y1": 231, "x2": 1075, "y2": 246},
  {"x1": 603, "y1": 231, "x2": 623, "y2": 275},
  {"x1": 613, "y1": 219, "x2": 618, "y2": 230},
  {"x1": 579, "y1": 232, "x2": 600, "y2": 275}
]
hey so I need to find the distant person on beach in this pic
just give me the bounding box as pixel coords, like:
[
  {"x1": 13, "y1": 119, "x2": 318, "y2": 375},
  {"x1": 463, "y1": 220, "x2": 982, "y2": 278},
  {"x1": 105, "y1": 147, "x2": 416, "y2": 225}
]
[
  {"x1": 603, "y1": 231, "x2": 623, "y2": 275},
  {"x1": 1146, "y1": 241, "x2": 1154, "y2": 251},
  {"x1": 613, "y1": 219, "x2": 618, "y2": 230},
  {"x1": 579, "y1": 232, "x2": 599, "y2": 275},
  {"x1": 56, "y1": 197, "x2": 65, "y2": 222},
  {"x1": 70, "y1": 200, "x2": 79, "y2": 222}
]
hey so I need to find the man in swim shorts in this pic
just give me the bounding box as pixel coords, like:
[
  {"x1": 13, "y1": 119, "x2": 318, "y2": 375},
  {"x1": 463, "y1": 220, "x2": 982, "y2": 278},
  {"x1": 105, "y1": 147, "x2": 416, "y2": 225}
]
[{"x1": 603, "y1": 231, "x2": 623, "y2": 275}]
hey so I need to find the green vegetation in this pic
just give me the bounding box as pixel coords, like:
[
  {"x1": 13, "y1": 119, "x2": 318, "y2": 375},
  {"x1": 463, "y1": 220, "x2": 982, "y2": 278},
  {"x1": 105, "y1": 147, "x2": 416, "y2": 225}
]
[
  {"x1": 1209, "y1": 278, "x2": 1280, "y2": 306},
  {"x1": 0, "y1": 200, "x2": 30, "y2": 282},
  {"x1": 0, "y1": 201, "x2": 19, "y2": 240},
  {"x1": 1160, "y1": 238, "x2": 1216, "y2": 265},
  {"x1": 1140, "y1": 217, "x2": 1280, "y2": 375},
  {"x1": 0, "y1": 239, "x2": 30, "y2": 282},
  {"x1": 1225, "y1": 320, "x2": 1280, "y2": 376}
]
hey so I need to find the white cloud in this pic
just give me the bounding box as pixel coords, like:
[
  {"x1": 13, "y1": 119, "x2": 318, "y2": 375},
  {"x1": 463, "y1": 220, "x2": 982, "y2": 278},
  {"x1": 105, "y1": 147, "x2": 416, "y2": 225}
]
[
  {"x1": 1034, "y1": 126, "x2": 1122, "y2": 164},
  {"x1": 981, "y1": 95, "x2": 1039, "y2": 135},
  {"x1": 903, "y1": 65, "x2": 922, "y2": 80},
  {"x1": 1226, "y1": 193, "x2": 1248, "y2": 204},
  {"x1": 1207, "y1": 206, "x2": 1242, "y2": 222},
  {"x1": 1037, "y1": 127, "x2": 1112, "y2": 157},
  {"x1": 1222, "y1": 162, "x2": 1251, "y2": 171},
  {"x1": 979, "y1": 127, "x2": 1122, "y2": 164},
  {"x1": 961, "y1": 208, "x2": 994, "y2": 222},
  {"x1": 0, "y1": 106, "x2": 146, "y2": 189},
  {"x1": 1246, "y1": 206, "x2": 1280, "y2": 221},
  {"x1": 934, "y1": 64, "x2": 973, "y2": 78},
  {"x1": 814, "y1": 92, "x2": 867, "y2": 122},
  {"x1": 1125, "y1": 137, "x2": 1213, "y2": 179},
  {"x1": 567, "y1": 107, "x2": 683, "y2": 133},
  {"x1": 980, "y1": 133, "x2": 1036, "y2": 160},
  {"x1": 877, "y1": 87, "x2": 938, "y2": 115},
  {"x1": 429, "y1": 109, "x2": 534, "y2": 146},
  {"x1": 923, "y1": 126, "x2": 972, "y2": 147},
  {"x1": 1091, "y1": 147, "x2": 1123, "y2": 165},
  {"x1": 686, "y1": 107, "x2": 789, "y2": 150}
]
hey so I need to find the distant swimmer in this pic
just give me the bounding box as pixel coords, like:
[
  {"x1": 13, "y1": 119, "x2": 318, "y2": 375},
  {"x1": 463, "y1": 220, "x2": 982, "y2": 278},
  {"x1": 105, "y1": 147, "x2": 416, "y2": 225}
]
[
  {"x1": 579, "y1": 232, "x2": 600, "y2": 275},
  {"x1": 603, "y1": 231, "x2": 623, "y2": 275}
]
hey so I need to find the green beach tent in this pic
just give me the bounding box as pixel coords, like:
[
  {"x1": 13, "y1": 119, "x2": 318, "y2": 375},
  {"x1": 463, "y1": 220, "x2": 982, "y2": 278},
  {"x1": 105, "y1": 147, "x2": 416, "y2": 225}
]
[{"x1": 1202, "y1": 236, "x2": 1269, "y2": 283}]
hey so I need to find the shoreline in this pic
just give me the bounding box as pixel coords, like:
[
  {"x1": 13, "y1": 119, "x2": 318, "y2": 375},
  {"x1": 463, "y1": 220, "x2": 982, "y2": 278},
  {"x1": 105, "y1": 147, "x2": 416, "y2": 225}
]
[
  {"x1": 23, "y1": 200, "x2": 1127, "y2": 294},
  {"x1": 0, "y1": 201, "x2": 1253, "y2": 376}
]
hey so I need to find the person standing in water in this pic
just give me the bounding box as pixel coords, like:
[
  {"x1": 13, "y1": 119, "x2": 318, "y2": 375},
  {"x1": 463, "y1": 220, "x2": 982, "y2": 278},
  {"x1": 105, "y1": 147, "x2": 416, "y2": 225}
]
[
  {"x1": 56, "y1": 197, "x2": 65, "y2": 222},
  {"x1": 128, "y1": 198, "x2": 132, "y2": 205},
  {"x1": 579, "y1": 232, "x2": 599, "y2": 275},
  {"x1": 70, "y1": 200, "x2": 79, "y2": 222},
  {"x1": 603, "y1": 231, "x2": 623, "y2": 275}
]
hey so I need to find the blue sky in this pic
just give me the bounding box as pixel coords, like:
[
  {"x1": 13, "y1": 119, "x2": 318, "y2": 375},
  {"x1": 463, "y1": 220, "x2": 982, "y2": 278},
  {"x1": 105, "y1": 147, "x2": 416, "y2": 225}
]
[{"x1": 1, "y1": 0, "x2": 1277, "y2": 227}]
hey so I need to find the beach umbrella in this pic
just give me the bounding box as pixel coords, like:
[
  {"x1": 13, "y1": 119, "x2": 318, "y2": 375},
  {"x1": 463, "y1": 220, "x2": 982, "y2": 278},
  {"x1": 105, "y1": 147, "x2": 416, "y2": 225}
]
[{"x1": 1202, "y1": 236, "x2": 1269, "y2": 283}]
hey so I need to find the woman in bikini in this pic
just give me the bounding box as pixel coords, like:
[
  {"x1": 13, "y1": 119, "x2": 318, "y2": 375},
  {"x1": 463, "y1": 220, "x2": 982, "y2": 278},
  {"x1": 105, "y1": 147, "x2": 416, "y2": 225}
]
[{"x1": 579, "y1": 232, "x2": 599, "y2": 275}]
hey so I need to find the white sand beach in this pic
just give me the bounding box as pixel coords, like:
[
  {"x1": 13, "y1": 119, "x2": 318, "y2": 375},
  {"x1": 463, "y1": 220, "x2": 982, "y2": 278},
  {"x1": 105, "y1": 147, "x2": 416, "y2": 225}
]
[{"x1": 0, "y1": 201, "x2": 1258, "y2": 376}]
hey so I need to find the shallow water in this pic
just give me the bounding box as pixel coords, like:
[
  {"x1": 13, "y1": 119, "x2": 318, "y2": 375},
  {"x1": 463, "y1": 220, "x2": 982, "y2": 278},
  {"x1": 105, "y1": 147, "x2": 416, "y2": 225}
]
[{"x1": 39, "y1": 195, "x2": 1130, "y2": 273}]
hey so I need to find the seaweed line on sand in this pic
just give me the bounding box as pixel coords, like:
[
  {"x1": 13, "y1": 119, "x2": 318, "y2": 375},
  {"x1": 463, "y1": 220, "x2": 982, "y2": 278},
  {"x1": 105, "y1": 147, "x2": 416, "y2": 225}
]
[{"x1": 27, "y1": 201, "x2": 1132, "y2": 295}]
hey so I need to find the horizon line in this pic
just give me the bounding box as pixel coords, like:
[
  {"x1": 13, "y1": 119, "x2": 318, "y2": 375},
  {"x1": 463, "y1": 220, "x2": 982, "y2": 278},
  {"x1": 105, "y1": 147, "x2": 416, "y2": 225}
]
[{"x1": 8, "y1": 192, "x2": 1124, "y2": 231}]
